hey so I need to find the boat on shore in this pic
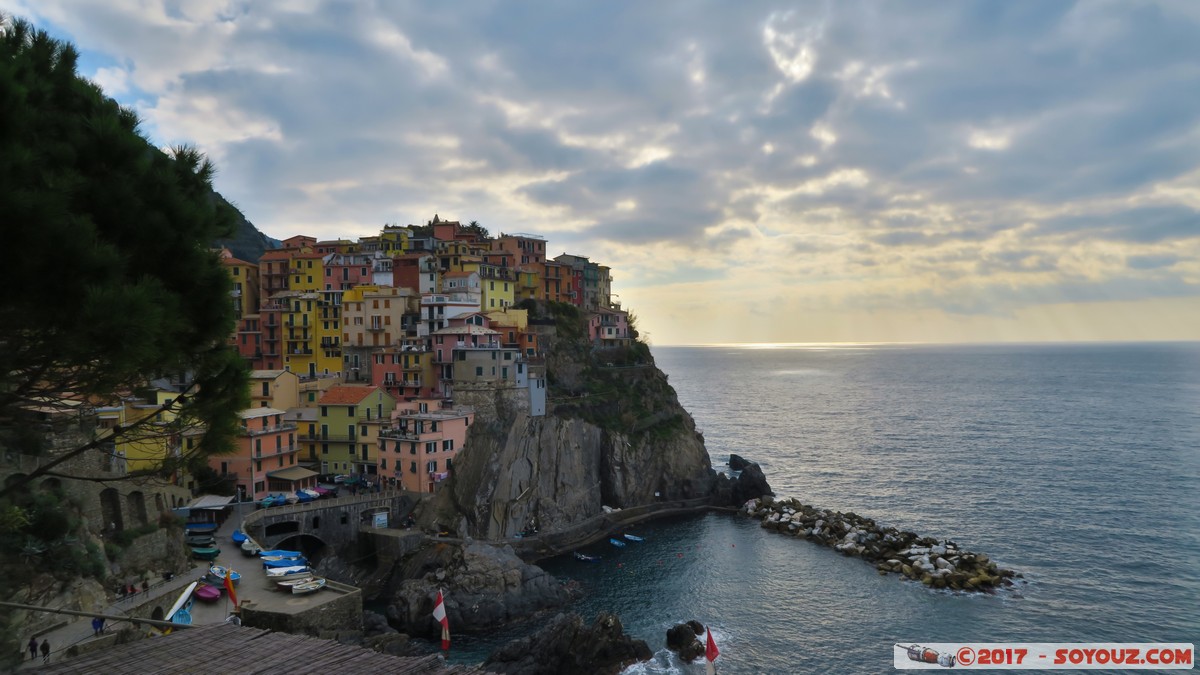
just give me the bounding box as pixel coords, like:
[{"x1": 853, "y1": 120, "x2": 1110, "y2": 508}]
[
  {"x1": 291, "y1": 578, "x2": 326, "y2": 595},
  {"x1": 185, "y1": 534, "x2": 216, "y2": 547},
  {"x1": 241, "y1": 540, "x2": 261, "y2": 557},
  {"x1": 609, "y1": 538, "x2": 626, "y2": 548},
  {"x1": 263, "y1": 557, "x2": 308, "y2": 568},
  {"x1": 574, "y1": 552, "x2": 601, "y2": 562},
  {"x1": 191, "y1": 546, "x2": 220, "y2": 560},
  {"x1": 194, "y1": 584, "x2": 221, "y2": 603},
  {"x1": 185, "y1": 522, "x2": 219, "y2": 534},
  {"x1": 231, "y1": 530, "x2": 248, "y2": 545},
  {"x1": 275, "y1": 573, "x2": 314, "y2": 588},
  {"x1": 207, "y1": 565, "x2": 241, "y2": 586},
  {"x1": 258, "y1": 549, "x2": 302, "y2": 558},
  {"x1": 265, "y1": 565, "x2": 310, "y2": 577},
  {"x1": 165, "y1": 582, "x2": 198, "y2": 625},
  {"x1": 623, "y1": 534, "x2": 644, "y2": 542}
]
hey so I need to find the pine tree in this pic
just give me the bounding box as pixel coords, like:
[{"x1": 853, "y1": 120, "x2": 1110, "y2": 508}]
[{"x1": 0, "y1": 16, "x2": 249, "y2": 494}]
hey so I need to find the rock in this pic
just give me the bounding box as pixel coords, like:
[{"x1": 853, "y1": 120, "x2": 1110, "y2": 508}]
[
  {"x1": 666, "y1": 623, "x2": 705, "y2": 662},
  {"x1": 730, "y1": 462, "x2": 774, "y2": 505},
  {"x1": 484, "y1": 612, "x2": 652, "y2": 675},
  {"x1": 363, "y1": 610, "x2": 396, "y2": 638},
  {"x1": 728, "y1": 454, "x2": 750, "y2": 471}
]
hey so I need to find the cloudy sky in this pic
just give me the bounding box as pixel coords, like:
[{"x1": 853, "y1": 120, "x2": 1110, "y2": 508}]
[{"x1": 11, "y1": 1, "x2": 1200, "y2": 344}]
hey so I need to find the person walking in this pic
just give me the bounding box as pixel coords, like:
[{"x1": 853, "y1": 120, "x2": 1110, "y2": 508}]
[
  {"x1": 142, "y1": 579, "x2": 149, "y2": 594},
  {"x1": 39, "y1": 638, "x2": 49, "y2": 664},
  {"x1": 91, "y1": 616, "x2": 101, "y2": 636},
  {"x1": 27, "y1": 637, "x2": 37, "y2": 661}
]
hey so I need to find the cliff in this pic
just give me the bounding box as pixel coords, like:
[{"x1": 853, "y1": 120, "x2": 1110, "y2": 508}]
[{"x1": 423, "y1": 302, "x2": 715, "y2": 541}]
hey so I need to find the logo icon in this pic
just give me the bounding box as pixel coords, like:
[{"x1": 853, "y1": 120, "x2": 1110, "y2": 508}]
[{"x1": 897, "y1": 644, "x2": 958, "y2": 668}]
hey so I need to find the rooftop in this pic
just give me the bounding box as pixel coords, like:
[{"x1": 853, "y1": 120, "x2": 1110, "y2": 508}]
[
  {"x1": 239, "y1": 407, "x2": 286, "y2": 419},
  {"x1": 319, "y1": 385, "x2": 382, "y2": 405}
]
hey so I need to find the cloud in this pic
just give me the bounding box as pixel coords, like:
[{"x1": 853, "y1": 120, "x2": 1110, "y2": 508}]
[{"x1": 15, "y1": 0, "x2": 1200, "y2": 343}]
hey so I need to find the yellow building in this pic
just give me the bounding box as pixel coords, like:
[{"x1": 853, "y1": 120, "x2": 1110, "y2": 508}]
[
  {"x1": 379, "y1": 224, "x2": 410, "y2": 254},
  {"x1": 111, "y1": 390, "x2": 184, "y2": 474},
  {"x1": 219, "y1": 249, "x2": 260, "y2": 321},
  {"x1": 290, "y1": 251, "x2": 326, "y2": 293},
  {"x1": 280, "y1": 291, "x2": 321, "y2": 378},
  {"x1": 479, "y1": 264, "x2": 515, "y2": 311},
  {"x1": 249, "y1": 370, "x2": 300, "y2": 410},
  {"x1": 315, "y1": 385, "x2": 397, "y2": 478}
]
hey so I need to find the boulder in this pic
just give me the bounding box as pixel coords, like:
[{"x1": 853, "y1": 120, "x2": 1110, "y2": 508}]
[
  {"x1": 730, "y1": 462, "x2": 774, "y2": 505},
  {"x1": 728, "y1": 454, "x2": 750, "y2": 471},
  {"x1": 666, "y1": 622, "x2": 705, "y2": 662},
  {"x1": 484, "y1": 612, "x2": 652, "y2": 675}
]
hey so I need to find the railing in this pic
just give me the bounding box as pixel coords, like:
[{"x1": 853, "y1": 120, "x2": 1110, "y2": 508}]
[
  {"x1": 253, "y1": 445, "x2": 296, "y2": 459},
  {"x1": 240, "y1": 423, "x2": 298, "y2": 436}
]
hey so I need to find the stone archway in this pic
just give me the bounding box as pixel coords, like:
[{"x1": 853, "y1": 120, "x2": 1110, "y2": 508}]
[
  {"x1": 100, "y1": 488, "x2": 123, "y2": 532},
  {"x1": 272, "y1": 533, "x2": 329, "y2": 564},
  {"x1": 127, "y1": 491, "x2": 148, "y2": 526},
  {"x1": 150, "y1": 606, "x2": 164, "y2": 621}
]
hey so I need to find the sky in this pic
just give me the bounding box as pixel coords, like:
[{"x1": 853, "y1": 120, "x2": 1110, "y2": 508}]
[{"x1": 8, "y1": 0, "x2": 1200, "y2": 345}]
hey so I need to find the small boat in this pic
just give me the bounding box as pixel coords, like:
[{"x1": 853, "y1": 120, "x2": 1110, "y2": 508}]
[
  {"x1": 241, "y1": 540, "x2": 262, "y2": 557},
  {"x1": 301, "y1": 488, "x2": 321, "y2": 500},
  {"x1": 263, "y1": 556, "x2": 308, "y2": 569},
  {"x1": 282, "y1": 492, "x2": 298, "y2": 505},
  {"x1": 265, "y1": 565, "x2": 310, "y2": 577},
  {"x1": 185, "y1": 534, "x2": 217, "y2": 547},
  {"x1": 165, "y1": 582, "x2": 198, "y2": 624},
  {"x1": 207, "y1": 565, "x2": 241, "y2": 586},
  {"x1": 275, "y1": 573, "x2": 315, "y2": 587},
  {"x1": 623, "y1": 534, "x2": 644, "y2": 542},
  {"x1": 185, "y1": 522, "x2": 219, "y2": 534},
  {"x1": 194, "y1": 584, "x2": 222, "y2": 603},
  {"x1": 258, "y1": 494, "x2": 281, "y2": 508},
  {"x1": 291, "y1": 578, "x2": 326, "y2": 595},
  {"x1": 261, "y1": 554, "x2": 304, "y2": 562},
  {"x1": 574, "y1": 552, "x2": 601, "y2": 562},
  {"x1": 171, "y1": 599, "x2": 193, "y2": 625},
  {"x1": 258, "y1": 549, "x2": 302, "y2": 558},
  {"x1": 191, "y1": 546, "x2": 221, "y2": 560},
  {"x1": 609, "y1": 538, "x2": 626, "y2": 548},
  {"x1": 231, "y1": 530, "x2": 248, "y2": 544},
  {"x1": 312, "y1": 486, "x2": 332, "y2": 498}
]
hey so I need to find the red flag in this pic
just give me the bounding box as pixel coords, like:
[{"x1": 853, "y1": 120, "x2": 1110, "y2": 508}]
[
  {"x1": 432, "y1": 590, "x2": 450, "y2": 651},
  {"x1": 705, "y1": 629, "x2": 720, "y2": 675},
  {"x1": 224, "y1": 568, "x2": 238, "y2": 608}
]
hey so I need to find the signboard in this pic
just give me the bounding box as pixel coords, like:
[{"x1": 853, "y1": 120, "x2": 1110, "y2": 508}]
[{"x1": 373, "y1": 511, "x2": 389, "y2": 529}]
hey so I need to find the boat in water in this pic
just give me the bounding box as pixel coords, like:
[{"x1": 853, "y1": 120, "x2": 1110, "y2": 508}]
[
  {"x1": 609, "y1": 538, "x2": 626, "y2": 548},
  {"x1": 574, "y1": 552, "x2": 602, "y2": 562},
  {"x1": 623, "y1": 534, "x2": 644, "y2": 542},
  {"x1": 291, "y1": 578, "x2": 326, "y2": 595}
]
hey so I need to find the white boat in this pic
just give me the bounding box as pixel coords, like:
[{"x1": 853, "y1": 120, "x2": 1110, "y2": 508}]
[
  {"x1": 275, "y1": 573, "x2": 315, "y2": 587},
  {"x1": 241, "y1": 540, "x2": 262, "y2": 556},
  {"x1": 207, "y1": 565, "x2": 241, "y2": 587},
  {"x1": 623, "y1": 533, "x2": 645, "y2": 542},
  {"x1": 291, "y1": 578, "x2": 326, "y2": 594},
  {"x1": 165, "y1": 582, "x2": 198, "y2": 624},
  {"x1": 265, "y1": 565, "x2": 310, "y2": 577}
]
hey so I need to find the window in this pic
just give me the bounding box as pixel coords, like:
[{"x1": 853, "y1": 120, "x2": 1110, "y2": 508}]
[
  {"x1": 256, "y1": 461, "x2": 262, "y2": 472},
  {"x1": 475, "y1": 366, "x2": 483, "y2": 376},
  {"x1": 381, "y1": 458, "x2": 387, "y2": 470},
  {"x1": 410, "y1": 461, "x2": 417, "y2": 474},
  {"x1": 426, "y1": 441, "x2": 436, "y2": 454},
  {"x1": 442, "y1": 439, "x2": 454, "y2": 451},
  {"x1": 410, "y1": 443, "x2": 417, "y2": 455},
  {"x1": 321, "y1": 406, "x2": 328, "y2": 416},
  {"x1": 427, "y1": 460, "x2": 437, "y2": 473},
  {"x1": 255, "y1": 439, "x2": 262, "y2": 457}
]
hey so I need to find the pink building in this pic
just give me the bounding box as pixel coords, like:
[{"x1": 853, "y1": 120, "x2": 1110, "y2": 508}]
[
  {"x1": 376, "y1": 398, "x2": 474, "y2": 492},
  {"x1": 213, "y1": 408, "x2": 315, "y2": 501},
  {"x1": 589, "y1": 308, "x2": 631, "y2": 347}
]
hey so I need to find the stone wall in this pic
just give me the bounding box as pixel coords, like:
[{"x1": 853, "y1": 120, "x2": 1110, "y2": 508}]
[{"x1": 240, "y1": 581, "x2": 363, "y2": 635}]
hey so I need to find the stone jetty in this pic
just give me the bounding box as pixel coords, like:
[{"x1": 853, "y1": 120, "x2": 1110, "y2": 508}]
[{"x1": 741, "y1": 496, "x2": 1021, "y2": 592}]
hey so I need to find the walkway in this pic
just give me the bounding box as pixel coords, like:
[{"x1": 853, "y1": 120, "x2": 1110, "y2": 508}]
[{"x1": 19, "y1": 514, "x2": 242, "y2": 670}]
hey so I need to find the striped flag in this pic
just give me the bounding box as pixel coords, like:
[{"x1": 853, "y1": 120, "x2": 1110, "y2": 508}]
[
  {"x1": 224, "y1": 568, "x2": 238, "y2": 608},
  {"x1": 705, "y1": 628, "x2": 720, "y2": 675},
  {"x1": 432, "y1": 590, "x2": 450, "y2": 651}
]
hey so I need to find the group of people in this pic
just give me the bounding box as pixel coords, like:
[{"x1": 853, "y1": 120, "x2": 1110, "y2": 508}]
[
  {"x1": 116, "y1": 579, "x2": 150, "y2": 600},
  {"x1": 26, "y1": 636, "x2": 49, "y2": 664}
]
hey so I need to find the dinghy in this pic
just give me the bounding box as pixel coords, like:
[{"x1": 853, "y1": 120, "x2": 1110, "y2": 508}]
[
  {"x1": 258, "y1": 549, "x2": 302, "y2": 558},
  {"x1": 574, "y1": 552, "x2": 601, "y2": 562},
  {"x1": 275, "y1": 573, "x2": 315, "y2": 588},
  {"x1": 609, "y1": 538, "x2": 626, "y2": 548},
  {"x1": 165, "y1": 582, "x2": 198, "y2": 624},
  {"x1": 623, "y1": 534, "x2": 644, "y2": 542},
  {"x1": 185, "y1": 522, "x2": 219, "y2": 534},
  {"x1": 263, "y1": 556, "x2": 308, "y2": 569},
  {"x1": 265, "y1": 565, "x2": 310, "y2": 577},
  {"x1": 191, "y1": 546, "x2": 221, "y2": 560},
  {"x1": 194, "y1": 584, "x2": 221, "y2": 603},
  {"x1": 208, "y1": 565, "x2": 241, "y2": 586},
  {"x1": 231, "y1": 530, "x2": 248, "y2": 545},
  {"x1": 241, "y1": 540, "x2": 262, "y2": 557},
  {"x1": 291, "y1": 578, "x2": 326, "y2": 595}
]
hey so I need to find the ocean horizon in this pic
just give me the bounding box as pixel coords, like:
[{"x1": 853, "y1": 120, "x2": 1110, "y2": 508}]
[{"x1": 451, "y1": 341, "x2": 1200, "y2": 673}]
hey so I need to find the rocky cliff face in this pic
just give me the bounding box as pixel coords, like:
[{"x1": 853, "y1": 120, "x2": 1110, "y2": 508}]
[{"x1": 426, "y1": 302, "x2": 714, "y2": 540}]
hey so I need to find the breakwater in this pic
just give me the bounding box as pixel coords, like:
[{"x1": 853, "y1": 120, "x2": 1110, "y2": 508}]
[{"x1": 742, "y1": 496, "x2": 1020, "y2": 592}]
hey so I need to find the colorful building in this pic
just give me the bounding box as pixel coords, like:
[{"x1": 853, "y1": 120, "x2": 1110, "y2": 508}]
[
  {"x1": 249, "y1": 370, "x2": 300, "y2": 410},
  {"x1": 377, "y1": 398, "x2": 474, "y2": 492},
  {"x1": 315, "y1": 385, "x2": 397, "y2": 477},
  {"x1": 214, "y1": 407, "x2": 306, "y2": 502}
]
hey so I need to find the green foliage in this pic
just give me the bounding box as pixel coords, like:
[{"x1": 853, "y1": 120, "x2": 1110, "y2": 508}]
[
  {"x1": 112, "y1": 522, "x2": 159, "y2": 547},
  {"x1": 0, "y1": 505, "x2": 29, "y2": 534},
  {"x1": 104, "y1": 541, "x2": 122, "y2": 561},
  {"x1": 0, "y1": 16, "x2": 249, "y2": 484}
]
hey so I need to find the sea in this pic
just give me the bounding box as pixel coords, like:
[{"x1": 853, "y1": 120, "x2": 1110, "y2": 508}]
[{"x1": 448, "y1": 343, "x2": 1200, "y2": 673}]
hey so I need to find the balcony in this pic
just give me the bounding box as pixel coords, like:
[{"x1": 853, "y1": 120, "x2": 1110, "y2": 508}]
[
  {"x1": 239, "y1": 422, "x2": 298, "y2": 437},
  {"x1": 367, "y1": 326, "x2": 386, "y2": 332},
  {"x1": 290, "y1": 349, "x2": 313, "y2": 355},
  {"x1": 379, "y1": 427, "x2": 421, "y2": 441},
  {"x1": 253, "y1": 444, "x2": 297, "y2": 459}
]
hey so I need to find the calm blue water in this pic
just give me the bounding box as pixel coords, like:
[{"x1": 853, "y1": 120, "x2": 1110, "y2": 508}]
[{"x1": 453, "y1": 343, "x2": 1200, "y2": 673}]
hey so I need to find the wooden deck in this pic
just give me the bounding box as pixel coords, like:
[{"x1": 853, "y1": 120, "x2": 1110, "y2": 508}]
[{"x1": 39, "y1": 622, "x2": 488, "y2": 674}]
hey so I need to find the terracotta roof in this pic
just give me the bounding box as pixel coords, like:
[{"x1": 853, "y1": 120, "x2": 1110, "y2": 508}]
[
  {"x1": 432, "y1": 325, "x2": 500, "y2": 336},
  {"x1": 318, "y1": 385, "x2": 381, "y2": 405},
  {"x1": 221, "y1": 256, "x2": 256, "y2": 267}
]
